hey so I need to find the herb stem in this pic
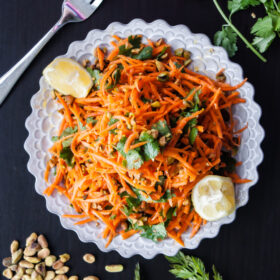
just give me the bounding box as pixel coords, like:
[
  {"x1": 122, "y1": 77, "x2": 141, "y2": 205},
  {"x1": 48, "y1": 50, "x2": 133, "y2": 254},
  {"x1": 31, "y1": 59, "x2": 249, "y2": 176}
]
[
  {"x1": 273, "y1": 0, "x2": 280, "y2": 13},
  {"x1": 212, "y1": 0, "x2": 267, "y2": 62}
]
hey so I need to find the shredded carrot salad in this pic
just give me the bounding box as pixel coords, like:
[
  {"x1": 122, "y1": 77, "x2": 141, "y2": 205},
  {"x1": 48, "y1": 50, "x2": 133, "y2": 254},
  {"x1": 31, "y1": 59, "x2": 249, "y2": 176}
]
[{"x1": 44, "y1": 35, "x2": 249, "y2": 247}]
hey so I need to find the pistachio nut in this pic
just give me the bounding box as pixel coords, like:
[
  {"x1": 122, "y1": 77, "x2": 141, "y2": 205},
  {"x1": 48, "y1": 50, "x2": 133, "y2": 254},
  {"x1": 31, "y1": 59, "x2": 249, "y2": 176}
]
[
  {"x1": 10, "y1": 241, "x2": 19, "y2": 254},
  {"x1": 45, "y1": 271, "x2": 55, "y2": 280},
  {"x1": 22, "y1": 275, "x2": 31, "y2": 280},
  {"x1": 2, "y1": 268, "x2": 13, "y2": 279},
  {"x1": 68, "y1": 276, "x2": 78, "y2": 280},
  {"x1": 37, "y1": 248, "x2": 50, "y2": 259},
  {"x1": 37, "y1": 235, "x2": 48, "y2": 249},
  {"x1": 82, "y1": 254, "x2": 95, "y2": 264},
  {"x1": 12, "y1": 249, "x2": 23, "y2": 264},
  {"x1": 59, "y1": 254, "x2": 70, "y2": 263},
  {"x1": 157, "y1": 72, "x2": 169, "y2": 82},
  {"x1": 105, "y1": 264, "x2": 124, "y2": 273},
  {"x1": 25, "y1": 269, "x2": 33, "y2": 275},
  {"x1": 55, "y1": 266, "x2": 69, "y2": 275},
  {"x1": 155, "y1": 60, "x2": 165, "y2": 72},
  {"x1": 2, "y1": 257, "x2": 12, "y2": 267},
  {"x1": 45, "y1": 256, "x2": 56, "y2": 267},
  {"x1": 52, "y1": 260, "x2": 63, "y2": 270},
  {"x1": 14, "y1": 267, "x2": 25, "y2": 279},
  {"x1": 151, "y1": 101, "x2": 161, "y2": 108},
  {"x1": 83, "y1": 277, "x2": 99, "y2": 280},
  {"x1": 23, "y1": 257, "x2": 41, "y2": 264},
  {"x1": 24, "y1": 243, "x2": 40, "y2": 257},
  {"x1": 19, "y1": 260, "x2": 34, "y2": 269},
  {"x1": 35, "y1": 263, "x2": 46, "y2": 277},
  {"x1": 26, "y1": 233, "x2": 37, "y2": 247}
]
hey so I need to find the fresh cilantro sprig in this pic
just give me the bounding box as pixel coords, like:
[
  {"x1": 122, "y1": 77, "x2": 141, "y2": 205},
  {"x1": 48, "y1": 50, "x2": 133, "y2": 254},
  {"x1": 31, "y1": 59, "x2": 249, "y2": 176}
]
[
  {"x1": 213, "y1": 0, "x2": 267, "y2": 62},
  {"x1": 213, "y1": 0, "x2": 280, "y2": 61},
  {"x1": 166, "y1": 251, "x2": 223, "y2": 280}
]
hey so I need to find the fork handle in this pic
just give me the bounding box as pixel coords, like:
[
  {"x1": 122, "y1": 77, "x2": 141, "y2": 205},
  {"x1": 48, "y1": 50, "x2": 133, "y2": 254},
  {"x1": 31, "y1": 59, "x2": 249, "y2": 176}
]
[{"x1": 0, "y1": 23, "x2": 64, "y2": 105}]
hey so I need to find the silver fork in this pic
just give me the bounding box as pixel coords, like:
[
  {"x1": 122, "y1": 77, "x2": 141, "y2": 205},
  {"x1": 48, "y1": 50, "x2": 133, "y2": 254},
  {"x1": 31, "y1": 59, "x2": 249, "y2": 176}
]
[{"x1": 0, "y1": 0, "x2": 103, "y2": 105}]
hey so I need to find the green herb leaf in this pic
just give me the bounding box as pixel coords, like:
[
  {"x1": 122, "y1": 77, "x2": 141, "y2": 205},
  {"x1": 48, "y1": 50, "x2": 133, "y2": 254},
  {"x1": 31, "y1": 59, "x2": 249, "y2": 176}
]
[
  {"x1": 86, "y1": 68, "x2": 101, "y2": 89},
  {"x1": 152, "y1": 120, "x2": 172, "y2": 138},
  {"x1": 228, "y1": 0, "x2": 261, "y2": 15},
  {"x1": 252, "y1": 32, "x2": 276, "y2": 52},
  {"x1": 133, "y1": 46, "x2": 153, "y2": 60},
  {"x1": 251, "y1": 16, "x2": 275, "y2": 37},
  {"x1": 212, "y1": 265, "x2": 223, "y2": 280},
  {"x1": 62, "y1": 137, "x2": 73, "y2": 148},
  {"x1": 137, "y1": 223, "x2": 167, "y2": 242},
  {"x1": 60, "y1": 147, "x2": 74, "y2": 167},
  {"x1": 119, "y1": 44, "x2": 132, "y2": 56},
  {"x1": 134, "y1": 263, "x2": 141, "y2": 280},
  {"x1": 189, "y1": 127, "x2": 198, "y2": 145},
  {"x1": 128, "y1": 35, "x2": 142, "y2": 48},
  {"x1": 116, "y1": 136, "x2": 127, "y2": 157},
  {"x1": 86, "y1": 117, "x2": 98, "y2": 125},
  {"x1": 126, "y1": 196, "x2": 141, "y2": 210},
  {"x1": 143, "y1": 141, "x2": 160, "y2": 161},
  {"x1": 52, "y1": 126, "x2": 78, "y2": 142},
  {"x1": 126, "y1": 150, "x2": 144, "y2": 170},
  {"x1": 166, "y1": 252, "x2": 210, "y2": 280},
  {"x1": 214, "y1": 26, "x2": 238, "y2": 57},
  {"x1": 108, "y1": 118, "x2": 119, "y2": 126}
]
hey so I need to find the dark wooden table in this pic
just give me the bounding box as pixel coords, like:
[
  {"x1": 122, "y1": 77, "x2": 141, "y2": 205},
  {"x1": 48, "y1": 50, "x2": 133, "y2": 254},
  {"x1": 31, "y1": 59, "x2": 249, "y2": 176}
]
[{"x1": 0, "y1": 1, "x2": 279, "y2": 279}]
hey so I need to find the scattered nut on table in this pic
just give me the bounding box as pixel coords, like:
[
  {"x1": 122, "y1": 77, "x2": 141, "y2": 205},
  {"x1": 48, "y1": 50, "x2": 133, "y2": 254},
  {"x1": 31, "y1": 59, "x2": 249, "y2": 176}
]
[
  {"x1": 10, "y1": 240, "x2": 19, "y2": 254},
  {"x1": 59, "y1": 254, "x2": 70, "y2": 263},
  {"x1": 45, "y1": 255, "x2": 57, "y2": 267},
  {"x1": 105, "y1": 264, "x2": 124, "y2": 273},
  {"x1": 83, "y1": 276, "x2": 99, "y2": 280},
  {"x1": 2, "y1": 268, "x2": 13, "y2": 279},
  {"x1": 83, "y1": 254, "x2": 95, "y2": 264}
]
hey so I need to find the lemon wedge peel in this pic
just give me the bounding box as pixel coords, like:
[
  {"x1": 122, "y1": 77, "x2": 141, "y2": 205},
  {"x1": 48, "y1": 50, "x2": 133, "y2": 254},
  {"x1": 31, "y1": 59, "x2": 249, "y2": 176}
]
[
  {"x1": 192, "y1": 175, "x2": 236, "y2": 222},
  {"x1": 43, "y1": 57, "x2": 93, "y2": 98}
]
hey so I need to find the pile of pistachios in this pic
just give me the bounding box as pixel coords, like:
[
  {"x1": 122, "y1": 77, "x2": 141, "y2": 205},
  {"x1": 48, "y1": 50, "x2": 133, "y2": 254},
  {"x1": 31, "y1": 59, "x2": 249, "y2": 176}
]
[{"x1": 1, "y1": 233, "x2": 101, "y2": 280}]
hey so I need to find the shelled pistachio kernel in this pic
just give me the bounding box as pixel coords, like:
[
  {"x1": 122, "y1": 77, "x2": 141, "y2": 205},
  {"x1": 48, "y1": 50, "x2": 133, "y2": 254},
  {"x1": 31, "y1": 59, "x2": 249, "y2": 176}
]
[
  {"x1": 26, "y1": 233, "x2": 38, "y2": 247},
  {"x1": 35, "y1": 263, "x2": 46, "y2": 277},
  {"x1": 10, "y1": 240, "x2": 19, "y2": 254},
  {"x1": 2, "y1": 268, "x2": 13, "y2": 279},
  {"x1": 82, "y1": 254, "x2": 95, "y2": 264},
  {"x1": 2, "y1": 257, "x2": 12, "y2": 267},
  {"x1": 19, "y1": 260, "x2": 34, "y2": 269},
  {"x1": 37, "y1": 235, "x2": 48, "y2": 249},
  {"x1": 45, "y1": 256, "x2": 57, "y2": 267},
  {"x1": 52, "y1": 260, "x2": 63, "y2": 270},
  {"x1": 59, "y1": 254, "x2": 70, "y2": 263},
  {"x1": 11, "y1": 249, "x2": 23, "y2": 264},
  {"x1": 25, "y1": 268, "x2": 33, "y2": 275},
  {"x1": 14, "y1": 267, "x2": 25, "y2": 279},
  {"x1": 69, "y1": 276, "x2": 78, "y2": 280},
  {"x1": 157, "y1": 72, "x2": 169, "y2": 82},
  {"x1": 37, "y1": 248, "x2": 50, "y2": 259},
  {"x1": 83, "y1": 277, "x2": 99, "y2": 280},
  {"x1": 24, "y1": 256, "x2": 41, "y2": 264},
  {"x1": 24, "y1": 242, "x2": 41, "y2": 257},
  {"x1": 55, "y1": 266, "x2": 69, "y2": 275},
  {"x1": 45, "y1": 271, "x2": 55, "y2": 280},
  {"x1": 105, "y1": 264, "x2": 124, "y2": 273}
]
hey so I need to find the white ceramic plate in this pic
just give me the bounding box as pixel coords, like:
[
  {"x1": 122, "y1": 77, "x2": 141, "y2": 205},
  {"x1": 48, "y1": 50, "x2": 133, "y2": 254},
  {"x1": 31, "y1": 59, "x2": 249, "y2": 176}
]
[{"x1": 24, "y1": 19, "x2": 264, "y2": 259}]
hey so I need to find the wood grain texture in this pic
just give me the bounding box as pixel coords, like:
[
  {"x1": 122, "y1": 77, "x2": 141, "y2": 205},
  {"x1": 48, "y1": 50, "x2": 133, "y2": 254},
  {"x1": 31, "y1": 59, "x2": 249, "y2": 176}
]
[{"x1": 0, "y1": 1, "x2": 279, "y2": 279}]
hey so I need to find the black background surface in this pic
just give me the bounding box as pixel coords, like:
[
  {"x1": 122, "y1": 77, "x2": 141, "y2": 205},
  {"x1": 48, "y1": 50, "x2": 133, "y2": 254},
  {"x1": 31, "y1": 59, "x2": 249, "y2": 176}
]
[{"x1": 0, "y1": 1, "x2": 279, "y2": 279}]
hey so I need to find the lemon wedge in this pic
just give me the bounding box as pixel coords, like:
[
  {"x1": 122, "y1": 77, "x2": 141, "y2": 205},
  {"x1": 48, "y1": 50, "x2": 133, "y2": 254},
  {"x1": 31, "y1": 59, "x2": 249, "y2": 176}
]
[
  {"x1": 192, "y1": 175, "x2": 235, "y2": 221},
  {"x1": 43, "y1": 57, "x2": 93, "y2": 98}
]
